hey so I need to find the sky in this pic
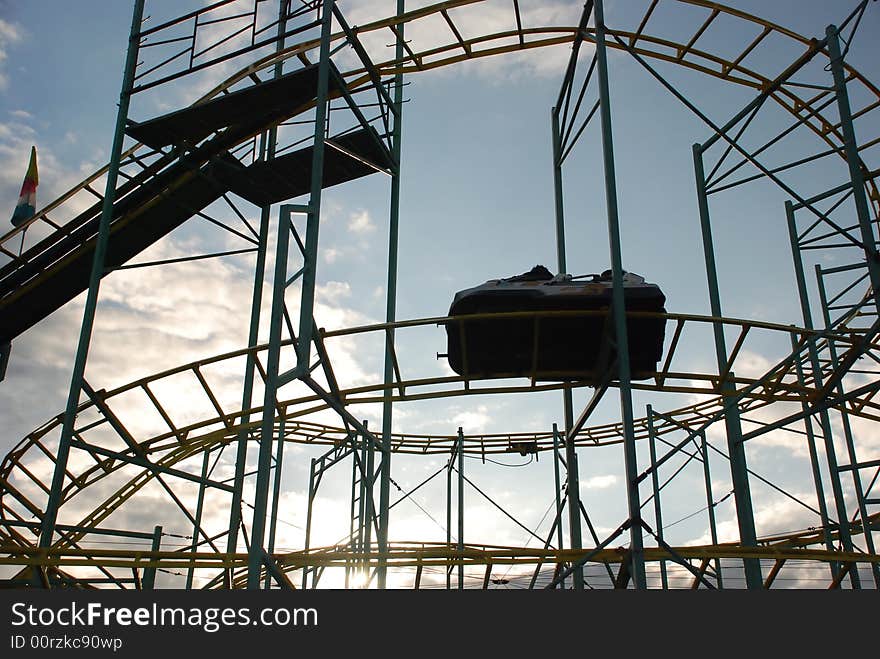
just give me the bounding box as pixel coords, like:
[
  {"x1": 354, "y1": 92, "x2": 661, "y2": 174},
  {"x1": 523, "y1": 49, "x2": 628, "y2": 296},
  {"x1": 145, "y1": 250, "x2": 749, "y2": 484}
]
[{"x1": 0, "y1": 0, "x2": 879, "y2": 588}]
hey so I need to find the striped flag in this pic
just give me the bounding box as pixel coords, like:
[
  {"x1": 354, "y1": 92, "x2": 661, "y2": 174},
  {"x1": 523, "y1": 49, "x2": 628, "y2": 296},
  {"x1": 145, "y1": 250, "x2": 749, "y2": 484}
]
[{"x1": 11, "y1": 146, "x2": 38, "y2": 227}]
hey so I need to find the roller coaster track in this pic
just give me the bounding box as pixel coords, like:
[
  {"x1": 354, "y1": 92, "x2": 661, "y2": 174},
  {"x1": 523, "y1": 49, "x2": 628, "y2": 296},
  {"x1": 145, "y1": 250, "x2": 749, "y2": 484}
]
[{"x1": 1, "y1": 313, "x2": 878, "y2": 580}]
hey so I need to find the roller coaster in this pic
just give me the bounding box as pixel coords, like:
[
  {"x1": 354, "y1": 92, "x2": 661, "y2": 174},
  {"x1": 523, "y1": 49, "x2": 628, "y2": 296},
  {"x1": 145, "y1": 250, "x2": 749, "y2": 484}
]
[{"x1": 1, "y1": 0, "x2": 879, "y2": 589}]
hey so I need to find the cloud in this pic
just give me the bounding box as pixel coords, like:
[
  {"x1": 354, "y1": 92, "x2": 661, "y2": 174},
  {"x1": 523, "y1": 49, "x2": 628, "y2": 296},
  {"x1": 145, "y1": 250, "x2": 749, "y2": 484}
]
[
  {"x1": 451, "y1": 404, "x2": 491, "y2": 433},
  {"x1": 687, "y1": 493, "x2": 823, "y2": 547},
  {"x1": 729, "y1": 350, "x2": 774, "y2": 379},
  {"x1": 340, "y1": 0, "x2": 584, "y2": 82},
  {"x1": 0, "y1": 217, "x2": 385, "y2": 577},
  {"x1": 583, "y1": 474, "x2": 618, "y2": 489},
  {"x1": 320, "y1": 280, "x2": 352, "y2": 299},
  {"x1": 0, "y1": 118, "x2": 105, "y2": 241},
  {"x1": 347, "y1": 209, "x2": 375, "y2": 233},
  {"x1": 1, "y1": 220, "x2": 381, "y2": 442},
  {"x1": 0, "y1": 18, "x2": 22, "y2": 91}
]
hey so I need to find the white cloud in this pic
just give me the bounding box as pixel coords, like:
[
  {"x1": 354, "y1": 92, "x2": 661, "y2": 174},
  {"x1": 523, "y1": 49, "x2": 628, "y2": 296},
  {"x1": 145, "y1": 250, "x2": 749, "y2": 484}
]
[
  {"x1": 687, "y1": 493, "x2": 823, "y2": 547},
  {"x1": 583, "y1": 474, "x2": 618, "y2": 489},
  {"x1": 452, "y1": 404, "x2": 491, "y2": 433},
  {"x1": 730, "y1": 350, "x2": 774, "y2": 379},
  {"x1": 341, "y1": 0, "x2": 584, "y2": 82},
  {"x1": 0, "y1": 214, "x2": 385, "y2": 571},
  {"x1": 347, "y1": 209, "x2": 375, "y2": 233},
  {"x1": 320, "y1": 280, "x2": 352, "y2": 299},
  {"x1": 0, "y1": 18, "x2": 22, "y2": 91}
]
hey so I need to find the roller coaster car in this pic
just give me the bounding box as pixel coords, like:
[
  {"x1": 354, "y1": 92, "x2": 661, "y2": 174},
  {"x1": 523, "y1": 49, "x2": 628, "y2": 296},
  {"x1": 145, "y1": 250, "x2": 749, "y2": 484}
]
[{"x1": 445, "y1": 265, "x2": 666, "y2": 383}]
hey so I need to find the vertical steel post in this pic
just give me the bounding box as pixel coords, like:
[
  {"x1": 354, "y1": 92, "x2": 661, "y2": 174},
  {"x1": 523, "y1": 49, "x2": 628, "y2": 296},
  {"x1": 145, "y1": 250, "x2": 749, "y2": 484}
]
[
  {"x1": 457, "y1": 427, "x2": 465, "y2": 590},
  {"x1": 827, "y1": 25, "x2": 880, "y2": 312},
  {"x1": 692, "y1": 143, "x2": 762, "y2": 589},
  {"x1": 264, "y1": 415, "x2": 287, "y2": 589},
  {"x1": 249, "y1": 0, "x2": 333, "y2": 588},
  {"x1": 784, "y1": 200, "x2": 840, "y2": 577},
  {"x1": 247, "y1": 204, "x2": 292, "y2": 588},
  {"x1": 552, "y1": 94, "x2": 582, "y2": 589},
  {"x1": 551, "y1": 424, "x2": 566, "y2": 589},
  {"x1": 226, "y1": 203, "x2": 270, "y2": 555},
  {"x1": 345, "y1": 446, "x2": 355, "y2": 588},
  {"x1": 551, "y1": 107, "x2": 567, "y2": 275},
  {"x1": 143, "y1": 525, "x2": 162, "y2": 590},
  {"x1": 832, "y1": 389, "x2": 878, "y2": 587},
  {"x1": 294, "y1": 0, "x2": 335, "y2": 371},
  {"x1": 186, "y1": 450, "x2": 211, "y2": 590},
  {"x1": 787, "y1": 330, "x2": 836, "y2": 567},
  {"x1": 816, "y1": 267, "x2": 876, "y2": 587},
  {"x1": 356, "y1": 439, "x2": 368, "y2": 576},
  {"x1": 446, "y1": 439, "x2": 453, "y2": 590},
  {"x1": 594, "y1": 0, "x2": 646, "y2": 589},
  {"x1": 563, "y1": 392, "x2": 584, "y2": 590},
  {"x1": 377, "y1": 0, "x2": 406, "y2": 591},
  {"x1": 699, "y1": 432, "x2": 723, "y2": 589},
  {"x1": 784, "y1": 195, "x2": 856, "y2": 585},
  {"x1": 302, "y1": 458, "x2": 316, "y2": 589},
  {"x1": 362, "y1": 421, "x2": 374, "y2": 586},
  {"x1": 253, "y1": 0, "x2": 338, "y2": 571},
  {"x1": 646, "y1": 406, "x2": 667, "y2": 589},
  {"x1": 227, "y1": 0, "x2": 289, "y2": 557},
  {"x1": 39, "y1": 0, "x2": 145, "y2": 549},
  {"x1": 826, "y1": 25, "x2": 879, "y2": 588}
]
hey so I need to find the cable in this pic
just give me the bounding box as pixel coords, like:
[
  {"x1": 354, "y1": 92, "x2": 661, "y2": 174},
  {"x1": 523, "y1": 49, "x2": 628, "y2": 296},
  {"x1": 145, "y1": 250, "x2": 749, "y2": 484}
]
[
  {"x1": 825, "y1": 0, "x2": 872, "y2": 70},
  {"x1": 388, "y1": 465, "x2": 446, "y2": 511},
  {"x1": 388, "y1": 475, "x2": 449, "y2": 536},
  {"x1": 661, "y1": 490, "x2": 734, "y2": 531},
  {"x1": 243, "y1": 499, "x2": 303, "y2": 530},
  {"x1": 839, "y1": 0, "x2": 872, "y2": 59},
  {"x1": 499, "y1": 496, "x2": 560, "y2": 582},
  {"x1": 469, "y1": 454, "x2": 535, "y2": 468}
]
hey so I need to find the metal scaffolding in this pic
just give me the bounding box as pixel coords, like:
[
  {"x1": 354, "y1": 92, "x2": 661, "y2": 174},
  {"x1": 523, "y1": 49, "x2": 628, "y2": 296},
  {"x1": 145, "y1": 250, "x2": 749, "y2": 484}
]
[{"x1": 1, "y1": 0, "x2": 879, "y2": 589}]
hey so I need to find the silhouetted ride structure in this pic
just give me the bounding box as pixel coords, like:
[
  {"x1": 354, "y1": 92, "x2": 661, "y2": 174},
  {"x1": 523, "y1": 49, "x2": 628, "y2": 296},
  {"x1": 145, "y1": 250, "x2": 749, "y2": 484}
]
[
  {"x1": 446, "y1": 266, "x2": 667, "y2": 382},
  {"x1": 1, "y1": 0, "x2": 878, "y2": 589}
]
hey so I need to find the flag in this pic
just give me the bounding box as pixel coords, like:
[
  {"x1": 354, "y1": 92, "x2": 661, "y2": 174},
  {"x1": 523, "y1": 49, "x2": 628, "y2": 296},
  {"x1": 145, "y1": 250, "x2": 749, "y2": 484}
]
[{"x1": 11, "y1": 146, "x2": 38, "y2": 227}]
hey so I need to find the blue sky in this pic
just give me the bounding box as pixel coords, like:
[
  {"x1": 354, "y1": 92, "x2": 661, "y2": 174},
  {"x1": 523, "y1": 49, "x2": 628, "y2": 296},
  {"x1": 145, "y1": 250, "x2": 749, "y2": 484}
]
[{"x1": 0, "y1": 1, "x2": 879, "y2": 588}]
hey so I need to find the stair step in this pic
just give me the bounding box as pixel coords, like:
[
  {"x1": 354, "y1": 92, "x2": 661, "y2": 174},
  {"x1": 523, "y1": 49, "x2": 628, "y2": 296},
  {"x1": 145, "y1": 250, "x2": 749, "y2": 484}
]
[{"x1": 127, "y1": 64, "x2": 343, "y2": 149}]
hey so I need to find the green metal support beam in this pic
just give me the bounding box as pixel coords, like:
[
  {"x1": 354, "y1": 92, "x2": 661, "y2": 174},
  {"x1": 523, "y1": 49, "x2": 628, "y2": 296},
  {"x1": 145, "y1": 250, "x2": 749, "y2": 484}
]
[
  {"x1": 699, "y1": 432, "x2": 723, "y2": 589},
  {"x1": 227, "y1": 0, "x2": 290, "y2": 559},
  {"x1": 293, "y1": 0, "x2": 336, "y2": 374},
  {"x1": 187, "y1": 449, "x2": 211, "y2": 589},
  {"x1": 827, "y1": 24, "x2": 880, "y2": 315},
  {"x1": 562, "y1": 398, "x2": 584, "y2": 589},
  {"x1": 647, "y1": 406, "x2": 667, "y2": 589},
  {"x1": 378, "y1": 0, "x2": 407, "y2": 591},
  {"x1": 551, "y1": 424, "x2": 566, "y2": 588},
  {"x1": 247, "y1": 202, "x2": 294, "y2": 589},
  {"x1": 39, "y1": 0, "x2": 146, "y2": 550},
  {"x1": 142, "y1": 525, "x2": 162, "y2": 590},
  {"x1": 785, "y1": 200, "x2": 847, "y2": 582},
  {"x1": 692, "y1": 143, "x2": 762, "y2": 589},
  {"x1": 594, "y1": 0, "x2": 646, "y2": 589}
]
